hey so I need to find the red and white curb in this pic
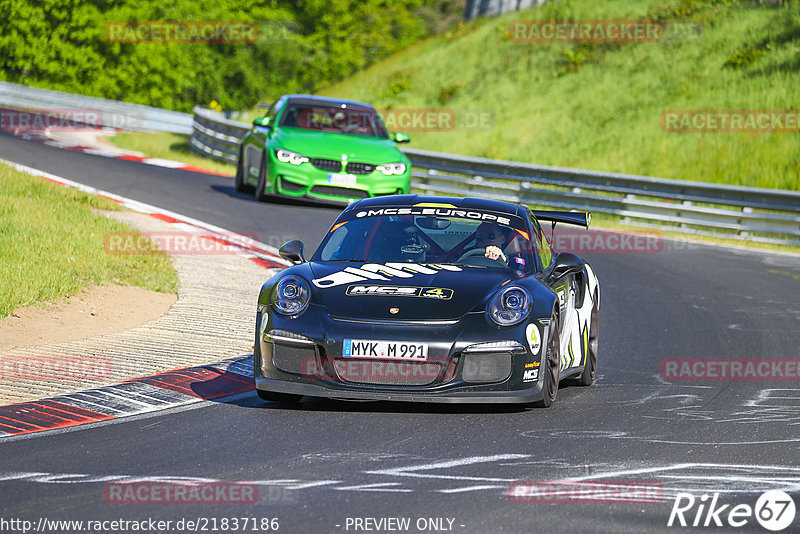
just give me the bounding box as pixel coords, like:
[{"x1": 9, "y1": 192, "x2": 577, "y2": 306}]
[
  {"x1": 0, "y1": 356, "x2": 254, "y2": 437},
  {"x1": 0, "y1": 159, "x2": 290, "y2": 436},
  {"x1": 0, "y1": 157, "x2": 289, "y2": 271},
  {"x1": 14, "y1": 127, "x2": 230, "y2": 176}
]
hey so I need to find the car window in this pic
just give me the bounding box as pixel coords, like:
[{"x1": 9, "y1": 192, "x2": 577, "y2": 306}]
[
  {"x1": 265, "y1": 97, "x2": 284, "y2": 124},
  {"x1": 314, "y1": 208, "x2": 536, "y2": 272},
  {"x1": 278, "y1": 103, "x2": 389, "y2": 138},
  {"x1": 529, "y1": 212, "x2": 552, "y2": 270},
  {"x1": 419, "y1": 217, "x2": 474, "y2": 250}
]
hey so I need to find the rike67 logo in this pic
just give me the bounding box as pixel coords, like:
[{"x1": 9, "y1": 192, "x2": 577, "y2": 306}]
[{"x1": 668, "y1": 490, "x2": 796, "y2": 531}]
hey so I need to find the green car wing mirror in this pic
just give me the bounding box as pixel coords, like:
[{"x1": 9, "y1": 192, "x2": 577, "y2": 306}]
[
  {"x1": 253, "y1": 116, "x2": 272, "y2": 128},
  {"x1": 393, "y1": 131, "x2": 411, "y2": 143}
]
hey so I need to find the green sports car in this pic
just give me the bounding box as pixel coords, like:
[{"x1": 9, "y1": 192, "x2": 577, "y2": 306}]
[{"x1": 236, "y1": 94, "x2": 412, "y2": 204}]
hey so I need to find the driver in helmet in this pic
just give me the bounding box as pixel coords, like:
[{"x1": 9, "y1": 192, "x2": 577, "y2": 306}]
[{"x1": 473, "y1": 222, "x2": 507, "y2": 263}]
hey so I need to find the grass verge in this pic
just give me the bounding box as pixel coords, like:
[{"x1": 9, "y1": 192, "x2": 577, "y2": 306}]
[
  {"x1": 318, "y1": 0, "x2": 800, "y2": 191},
  {"x1": 0, "y1": 163, "x2": 179, "y2": 319},
  {"x1": 108, "y1": 132, "x2": 236, "y2": 176}
]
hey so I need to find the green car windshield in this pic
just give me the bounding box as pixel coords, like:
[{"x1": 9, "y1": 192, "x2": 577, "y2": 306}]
[{"x1": 278, "y1": 103, "x2": 389, "y2": 138}]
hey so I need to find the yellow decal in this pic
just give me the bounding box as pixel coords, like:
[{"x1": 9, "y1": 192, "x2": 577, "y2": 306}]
[{"x1": 413, "y1": 202, "x2": 457, "y2": 208}]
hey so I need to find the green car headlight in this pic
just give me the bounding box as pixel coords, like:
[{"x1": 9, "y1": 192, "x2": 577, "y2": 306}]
[
  {"x1": 275, "y1": 149, "x2": 310, "y2": 165},
  {"x1": 376, "y1": 163, "x2": 406, "y2": 175}
]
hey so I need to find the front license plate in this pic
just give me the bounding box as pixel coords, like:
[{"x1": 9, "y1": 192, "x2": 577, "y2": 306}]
[
  {"x1": 343, "y1": 339, "x2": 428, "y2": 361},
  {"x1": 327, "y1": 173, "x2": 357, "y2": 187}
]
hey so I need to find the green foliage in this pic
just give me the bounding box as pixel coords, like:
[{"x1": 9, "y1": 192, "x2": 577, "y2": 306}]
[
  {"x1": 724, "y1": 42, "x2": 772, "y2": 68},
  {"x1": 0, "y1": 0, "x2": 462, "y2": 111},
  {"x1": 319, "y1": 0, "x2": 800, "y2": 190},
  {"x1": 558, "y1": 44, "x2": 598, "y2": 75},
  {"x1": 382, "y1": 70, "x2": 414, "y2": 100},
  {"x1": 437, "y1": 82, "x2": 461, "y2": 105}
]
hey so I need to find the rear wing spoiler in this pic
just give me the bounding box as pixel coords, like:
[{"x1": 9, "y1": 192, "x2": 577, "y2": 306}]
[{"x1": 532, "y1": 210, "x2": 591, "y2": 229}]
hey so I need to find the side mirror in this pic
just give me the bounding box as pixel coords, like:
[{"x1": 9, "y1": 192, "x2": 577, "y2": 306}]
[
  {"x1": 392, "y1": 131, "x2": 410, "y2": 143},
  {"x1": 547, "y1": 252, "x2": 584, "y2": 282},
  {"x1": 253, "y1": 116, "x2": 272, "y2": 128},
  {"x1": 279, "y1": 240, "x2": 305, "y2": 264}
]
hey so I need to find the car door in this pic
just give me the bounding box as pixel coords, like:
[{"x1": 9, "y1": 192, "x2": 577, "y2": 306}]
[
  {"x1": 246, "y1": 97, "x2": 285, "y2": 183},
  {"x1": 529, "y1": 209, "x2": 579, "y2": 370}
]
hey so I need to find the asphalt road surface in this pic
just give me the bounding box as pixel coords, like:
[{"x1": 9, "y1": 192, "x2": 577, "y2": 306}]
[{"x1": 1, "y1": 132, "x2": 799, "y2": 534}]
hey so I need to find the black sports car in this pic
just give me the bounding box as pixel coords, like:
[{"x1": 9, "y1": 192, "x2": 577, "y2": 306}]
[{"x1": 254, "y1": 195, "x2": 599, "y2": 407}]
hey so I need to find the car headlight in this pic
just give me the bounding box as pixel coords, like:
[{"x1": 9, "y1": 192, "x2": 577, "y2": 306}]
[
  {"x1": 375, "y1": 163, "x2": 406, "y2": 175},
  {"x1": 487, "y1": 286, "x2": 532, "y2": 326},
  {"x1": 275, "y1": 149, "x2": 310, "y2": 165},
  {"x1": 271, "y1": 275, "x2": 311, "y2": 317}
]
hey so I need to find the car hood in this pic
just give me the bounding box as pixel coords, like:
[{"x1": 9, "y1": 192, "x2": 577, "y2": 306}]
[
  {"x1": 307, "y1": 262, "x2": 515, "y2": 321},
  {"x1": 273, "y1": 128, "x2": 405, "y2": 163}
]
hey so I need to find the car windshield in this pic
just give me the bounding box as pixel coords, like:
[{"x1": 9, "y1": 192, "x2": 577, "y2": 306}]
[
  {"x1": 314, "y1": 209, "x2": 536, "y2": 272},
  {"x1": 278, "y1": 103, "x2": 389, "y2": 138}
]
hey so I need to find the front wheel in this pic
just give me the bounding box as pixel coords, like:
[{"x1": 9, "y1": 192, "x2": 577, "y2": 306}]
[
  {"x1": 235, "y1": 146, "x2": 253, "y2": 193},
  {"x1": 254, "y1": 152, "x2": 270, "y2": 202},
  {"x1": 534, "y1": 312, "x2": 560, "y2": 408}
]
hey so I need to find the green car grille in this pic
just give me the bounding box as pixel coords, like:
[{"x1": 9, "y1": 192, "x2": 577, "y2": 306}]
[
  {"x1": 310, "y1": 158, "x2": 341, "y2": 172},
  {"x1": 311, "y1": 185, "x2": 370, "y2": 198},
  {"x1": 346, "y1": 162, "x2": 375, "y2": 175}
]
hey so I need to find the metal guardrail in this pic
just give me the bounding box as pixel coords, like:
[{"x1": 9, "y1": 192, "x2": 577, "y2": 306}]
[
  {"x1": 190, "y1": 106, "x2": 250, "y2": 163},
  {"x1": 0, "y1": 82, "x2": 194, "y2": 134},
  {"x1": 190, "y1": 106, "x2": 800, "y2": 245},
  {"x1": 465, "y1": 0, "x2": 556, "y2": 21}
]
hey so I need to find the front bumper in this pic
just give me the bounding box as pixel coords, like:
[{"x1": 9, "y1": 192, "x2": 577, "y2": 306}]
[
  {"x1": 269, "y1": 155, "x2": 410, "y2": 203},
  {"x1": 254, "y1": 307, "x2": 548, "y2": 404},
  {"x1": 254, "y1": 376, "x2": 545, "y2": 404}
]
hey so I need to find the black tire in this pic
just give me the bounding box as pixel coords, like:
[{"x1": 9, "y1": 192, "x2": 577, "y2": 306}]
[
  {"x1": 256, "y1": 389, "x2": 303, "y2": 404},
  {"x1": 576, "y1": 293, "x2": 599, "y2": 386},
  {"x1": 254, "y1": 151, "x2": 270, "y2": 202},
  {"x1": 534, "y1": 312, "x2": 560, "y2": 408},
  {"x1": 235, "y1": 146, "x2": 253, "y2": 193}
]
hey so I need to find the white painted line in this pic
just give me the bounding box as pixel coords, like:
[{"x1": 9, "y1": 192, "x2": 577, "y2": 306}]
[
  {"x1": 82, "y1": 148, "x2": 128, "y2": 158},
  {"x1": 437, "y1": 484, "x2": 506, "y2": 493},
  {"x1": 283, "y1": 481, "x2": 341, "y2": 490},
  {"x1": 333, "y1": 482, "x2": 413, "y2": 493},
  {"x1": 142, "y1": 158, "x2": 185, "y2": 168},
  {"x1": 365, "y1": 454, "x2": 528, "y2": 482}
]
